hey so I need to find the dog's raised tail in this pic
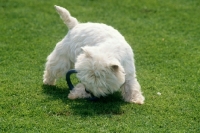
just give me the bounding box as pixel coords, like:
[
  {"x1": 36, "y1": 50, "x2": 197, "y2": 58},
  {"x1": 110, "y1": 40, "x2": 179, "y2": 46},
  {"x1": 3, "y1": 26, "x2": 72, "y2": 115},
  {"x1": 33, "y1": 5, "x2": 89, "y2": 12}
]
[{"x1": 54, "y1": 5, "x2": 78, "y2": 29}]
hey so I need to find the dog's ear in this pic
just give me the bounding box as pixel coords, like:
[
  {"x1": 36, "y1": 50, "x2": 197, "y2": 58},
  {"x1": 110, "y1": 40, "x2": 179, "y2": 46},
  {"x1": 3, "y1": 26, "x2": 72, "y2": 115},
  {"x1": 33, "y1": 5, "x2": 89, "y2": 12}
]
[
  {"x1": 111, "y1": 64, "x2": 119, "y2": 71},
  {"x1": 81, "y1": 47, "x2": 93, "y2": 58},
  {"x1": 109, "y1": 62, "x2": 120, "y2": 72}
]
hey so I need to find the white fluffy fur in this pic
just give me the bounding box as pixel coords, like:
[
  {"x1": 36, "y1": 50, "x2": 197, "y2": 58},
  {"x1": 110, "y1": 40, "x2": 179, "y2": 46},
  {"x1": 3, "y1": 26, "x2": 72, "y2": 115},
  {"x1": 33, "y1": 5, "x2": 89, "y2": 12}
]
[{"x1": 43, "y1": 5, "x2": 145, "y2": 104}]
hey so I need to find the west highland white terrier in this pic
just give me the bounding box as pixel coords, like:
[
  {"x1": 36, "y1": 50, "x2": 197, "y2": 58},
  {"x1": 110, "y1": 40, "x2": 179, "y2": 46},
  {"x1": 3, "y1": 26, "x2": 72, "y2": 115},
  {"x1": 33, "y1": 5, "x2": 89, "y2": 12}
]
[{"x1": 43, "y1": 5, "x2": 145, "y2": 104}]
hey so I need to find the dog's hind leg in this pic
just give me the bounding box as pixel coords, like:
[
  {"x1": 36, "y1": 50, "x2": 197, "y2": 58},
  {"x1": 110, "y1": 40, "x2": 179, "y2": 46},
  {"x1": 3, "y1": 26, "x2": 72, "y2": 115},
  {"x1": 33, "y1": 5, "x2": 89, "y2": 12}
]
[
  {"x1": 121, "y1": 78, "x2": 145, "y2": 104},
  {"x1": 43, "y1": 50, "x2": 71, "y2": 85}
]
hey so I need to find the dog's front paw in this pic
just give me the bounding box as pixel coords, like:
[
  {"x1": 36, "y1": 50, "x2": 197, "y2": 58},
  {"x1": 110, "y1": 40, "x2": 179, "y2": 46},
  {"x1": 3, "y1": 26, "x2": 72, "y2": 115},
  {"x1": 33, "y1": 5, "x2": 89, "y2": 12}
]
[
  {"x1": 124, "y1": 93, "x2": 145, "y2": 104},
  {"x1": 68, "y1": 92, "x2": 78, "y2": 99},
  {"x1": 131, "y1": 95, "x2": 145, "y2": 104},
  {"x1": 68, "y1": 83, "x2": 91, "y2": 99}
]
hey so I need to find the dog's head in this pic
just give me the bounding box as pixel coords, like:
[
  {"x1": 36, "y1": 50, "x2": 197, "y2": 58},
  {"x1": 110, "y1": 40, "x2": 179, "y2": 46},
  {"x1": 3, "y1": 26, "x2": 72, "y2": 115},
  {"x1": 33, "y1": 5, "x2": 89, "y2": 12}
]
[{"x1": 75, "y1": 46, "x2": 125, "y2": 97}]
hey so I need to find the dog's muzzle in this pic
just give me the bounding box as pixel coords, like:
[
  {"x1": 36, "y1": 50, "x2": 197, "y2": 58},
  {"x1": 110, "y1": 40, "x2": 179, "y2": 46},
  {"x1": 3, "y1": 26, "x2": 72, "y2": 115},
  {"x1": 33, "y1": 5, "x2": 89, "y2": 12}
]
[{"x1": 66, "y1": 69, "x2": 98, "y2": 101}]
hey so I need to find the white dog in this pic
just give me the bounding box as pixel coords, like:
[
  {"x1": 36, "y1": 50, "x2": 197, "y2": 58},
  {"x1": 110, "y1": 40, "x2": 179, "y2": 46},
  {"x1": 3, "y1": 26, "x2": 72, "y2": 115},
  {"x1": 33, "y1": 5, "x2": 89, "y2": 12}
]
[{"x1": 43, "y1": 5, "x2": 145, "y2": 104}]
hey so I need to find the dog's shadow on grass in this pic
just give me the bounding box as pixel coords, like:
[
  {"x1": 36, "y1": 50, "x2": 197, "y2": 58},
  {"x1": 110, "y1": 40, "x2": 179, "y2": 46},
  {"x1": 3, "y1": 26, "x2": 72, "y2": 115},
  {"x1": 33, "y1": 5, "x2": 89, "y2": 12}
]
[
  {"x1": 42, "y1": 84, "x2": 127, "y2": 116},
  {"x1": 42, "y1": 84, "x2": 69, "y2": 101}
]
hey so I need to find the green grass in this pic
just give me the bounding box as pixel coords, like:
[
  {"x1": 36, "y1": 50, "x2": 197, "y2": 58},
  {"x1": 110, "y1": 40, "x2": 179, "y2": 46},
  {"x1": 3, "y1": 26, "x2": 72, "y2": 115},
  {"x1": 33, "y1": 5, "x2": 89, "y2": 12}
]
[{"x1": 0, "y1": 0, "x2": 199, "y2": 132}]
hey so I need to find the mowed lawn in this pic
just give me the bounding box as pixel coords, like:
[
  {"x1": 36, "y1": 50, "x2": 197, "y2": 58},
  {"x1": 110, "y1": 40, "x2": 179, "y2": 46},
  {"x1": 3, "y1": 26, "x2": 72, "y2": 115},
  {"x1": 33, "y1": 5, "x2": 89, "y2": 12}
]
[{"x1": 0, "y1": 0, "x2": 199, "y2": 132}]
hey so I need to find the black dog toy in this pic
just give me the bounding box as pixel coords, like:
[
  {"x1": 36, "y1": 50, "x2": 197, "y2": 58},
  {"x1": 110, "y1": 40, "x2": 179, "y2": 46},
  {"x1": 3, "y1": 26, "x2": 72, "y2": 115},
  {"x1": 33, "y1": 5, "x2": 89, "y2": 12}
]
[
  {"x1": 66, "y1": 69, "x2": 78, "y2": 90},
  {"x1": 66, "y1": 69, "x2": 99, "y2": 101}
]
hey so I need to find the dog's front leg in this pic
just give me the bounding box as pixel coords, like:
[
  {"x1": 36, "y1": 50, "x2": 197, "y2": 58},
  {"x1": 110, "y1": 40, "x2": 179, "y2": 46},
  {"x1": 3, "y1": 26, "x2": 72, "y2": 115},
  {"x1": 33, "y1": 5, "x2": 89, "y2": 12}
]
[
  {"x1": 121, "y1": 78, "x2": 145, "y2": 104},
  {"x1": 68, "y1": 83, "x2": 91, "y2": 99}
]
